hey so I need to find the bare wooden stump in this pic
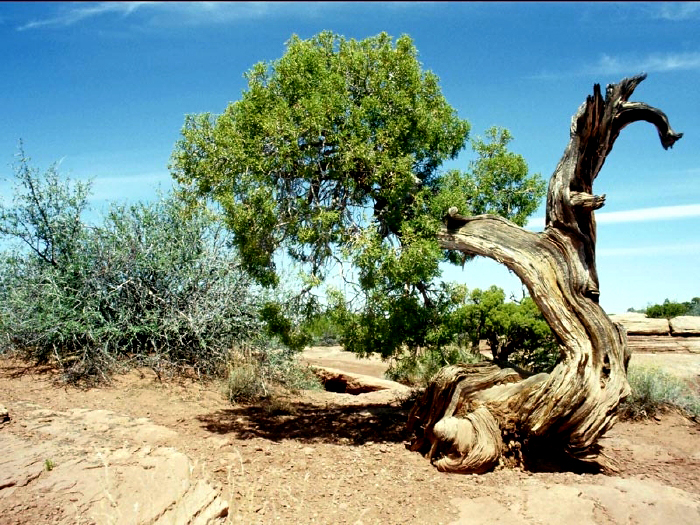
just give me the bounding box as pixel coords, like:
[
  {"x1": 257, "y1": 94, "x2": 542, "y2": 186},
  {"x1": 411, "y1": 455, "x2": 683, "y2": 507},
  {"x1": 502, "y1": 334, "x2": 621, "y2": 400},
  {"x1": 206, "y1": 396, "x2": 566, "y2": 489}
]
[{"x1": 407, "y1": 74, "x2": 682, "y2": 473}]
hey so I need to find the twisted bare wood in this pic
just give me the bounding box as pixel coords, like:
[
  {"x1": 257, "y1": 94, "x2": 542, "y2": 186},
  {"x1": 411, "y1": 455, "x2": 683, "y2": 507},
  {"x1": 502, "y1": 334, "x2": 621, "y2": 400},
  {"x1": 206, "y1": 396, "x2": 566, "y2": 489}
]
[{"x1": 407, "y1": 74, "x2": 682, "y2": 473}]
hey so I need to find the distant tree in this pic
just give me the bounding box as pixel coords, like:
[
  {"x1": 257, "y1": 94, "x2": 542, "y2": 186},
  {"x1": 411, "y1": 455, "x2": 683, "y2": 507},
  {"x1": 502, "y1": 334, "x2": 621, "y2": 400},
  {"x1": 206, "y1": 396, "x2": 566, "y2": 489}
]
[
  {"x1": 687, "y1": 297, "x2": 700, "y2": 316},
  {"x1": 644, "y1": 297, "x2": 700, "y2": 319},
  {"x1": 463, "y1": 287, "x2": 558, "y2": 370}
]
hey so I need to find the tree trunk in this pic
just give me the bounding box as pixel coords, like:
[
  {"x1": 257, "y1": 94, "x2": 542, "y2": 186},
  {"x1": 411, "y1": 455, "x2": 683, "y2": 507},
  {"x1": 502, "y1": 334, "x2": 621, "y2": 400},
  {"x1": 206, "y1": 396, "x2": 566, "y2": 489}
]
[{"x1": 407, "y1": 74, "x2": 682, "y2": 473}]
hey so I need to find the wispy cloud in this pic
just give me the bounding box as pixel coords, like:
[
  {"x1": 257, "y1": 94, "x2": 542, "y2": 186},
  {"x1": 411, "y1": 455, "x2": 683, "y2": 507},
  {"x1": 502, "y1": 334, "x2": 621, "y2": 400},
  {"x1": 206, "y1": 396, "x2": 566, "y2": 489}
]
[
  {"x1": 526, "y1": 203, "x2": 700, "y2": 230},
  {"x1": 598, "y1": 242, "x2": 700, "y2": 257},
  {"x1": 589, "y1": 52, "x2": 700, "y2": 75},
  {"x1": 653, "y1": 2, "x2": 700, "y2": 21},
  {"x1": 17, "y1": 2, "x2": 327, "y2": 31},
  {"x1": 596, "y1": 204, "x2": 700, "y2": 224},
  {"x1": 18, "y1": 2, "x2": 152, "y2": 31},
  {"x1": 532, "y1": 50, "x2": 700, "y2": 80}
]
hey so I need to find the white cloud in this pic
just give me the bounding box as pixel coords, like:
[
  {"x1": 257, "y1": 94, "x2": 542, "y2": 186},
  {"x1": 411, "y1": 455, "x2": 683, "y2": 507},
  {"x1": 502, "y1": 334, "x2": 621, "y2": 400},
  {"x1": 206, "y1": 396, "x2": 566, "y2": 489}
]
[
  {"x1": 16, "y1": 2, "x2": 329, "y2": 31},
  {"x1": 526, "y1": 203, "x2": 700, "y2": 230},
  {"x1": 532, "y1": 50, "x2": 700, "y2": 80},
  {"x1": 590, "y1": 52, "x2": 700, "y2": 75},
  {"x1": 18, "y1": 2, "x2": 153, "y2": 31},
  {"x1": 596, "y1": 203, "x2": 700, "y2": 224}
]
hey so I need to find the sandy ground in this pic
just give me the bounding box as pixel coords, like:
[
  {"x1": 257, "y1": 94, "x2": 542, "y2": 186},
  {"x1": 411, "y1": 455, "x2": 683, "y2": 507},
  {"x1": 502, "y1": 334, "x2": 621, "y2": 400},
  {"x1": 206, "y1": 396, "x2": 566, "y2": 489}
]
[
  {"x1": 630, "y1": 352, "x2": 700, "y2": 380},
  {"x1": 0, "y1": 348, "x2": 699, "y2": 524}
]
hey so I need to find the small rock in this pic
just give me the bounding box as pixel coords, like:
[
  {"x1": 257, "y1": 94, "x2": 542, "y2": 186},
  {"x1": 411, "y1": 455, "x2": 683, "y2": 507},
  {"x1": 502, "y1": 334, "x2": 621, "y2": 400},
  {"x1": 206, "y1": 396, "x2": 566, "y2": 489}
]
[{"x1": 0, "y1": 405, "x2": 9, "y2": 423}]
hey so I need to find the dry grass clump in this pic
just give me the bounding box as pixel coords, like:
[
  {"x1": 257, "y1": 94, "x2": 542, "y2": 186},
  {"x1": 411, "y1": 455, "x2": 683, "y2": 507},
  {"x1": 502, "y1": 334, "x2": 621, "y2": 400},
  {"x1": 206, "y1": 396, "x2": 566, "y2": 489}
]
[{"x1": 620, "y1": 364, "x2": 700, "y2": 421}]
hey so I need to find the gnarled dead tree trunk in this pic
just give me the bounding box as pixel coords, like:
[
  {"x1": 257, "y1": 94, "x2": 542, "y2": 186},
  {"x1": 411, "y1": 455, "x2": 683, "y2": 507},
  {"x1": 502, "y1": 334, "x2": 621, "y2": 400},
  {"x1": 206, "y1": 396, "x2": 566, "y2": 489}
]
[{"x1": 407, "y1": 74, "x2": 682, "y2": 473}]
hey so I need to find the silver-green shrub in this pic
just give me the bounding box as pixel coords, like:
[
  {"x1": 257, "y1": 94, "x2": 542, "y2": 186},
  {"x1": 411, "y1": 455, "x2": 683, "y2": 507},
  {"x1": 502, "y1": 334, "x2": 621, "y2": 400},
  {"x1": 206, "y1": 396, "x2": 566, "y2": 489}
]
[{"x1": 0, "y1": 149, "x2": 268, "y2": 383}]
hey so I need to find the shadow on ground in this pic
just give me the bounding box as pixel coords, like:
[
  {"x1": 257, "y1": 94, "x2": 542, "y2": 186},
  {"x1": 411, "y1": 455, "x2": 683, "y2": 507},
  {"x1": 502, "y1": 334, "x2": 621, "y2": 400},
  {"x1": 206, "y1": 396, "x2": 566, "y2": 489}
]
[
  {"x1": 197, "y1": 401, "x2": 410, "y2": 445},
  {"x1": 0, "y1": 360, "x2": 59, "y2": 380}
]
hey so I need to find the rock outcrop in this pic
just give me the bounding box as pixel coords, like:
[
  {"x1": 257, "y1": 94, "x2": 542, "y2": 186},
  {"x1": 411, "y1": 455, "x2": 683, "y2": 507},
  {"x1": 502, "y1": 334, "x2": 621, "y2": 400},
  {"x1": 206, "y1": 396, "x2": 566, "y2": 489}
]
[
  {"x1": 0, "y1": 403, "x2": 228, "y2": 524},
  {"x1": 312, "y1": 366, "x2": 411, "y2": 395},
  {"x1": 670, "y1": 316, "x2": 700, "y2": 336},
  {"x1": 609, "y1": 313, "x2": 700, "y2": 353},
  {"x1": 608, "y1": 313, "x2": 670, "y2": 335}
]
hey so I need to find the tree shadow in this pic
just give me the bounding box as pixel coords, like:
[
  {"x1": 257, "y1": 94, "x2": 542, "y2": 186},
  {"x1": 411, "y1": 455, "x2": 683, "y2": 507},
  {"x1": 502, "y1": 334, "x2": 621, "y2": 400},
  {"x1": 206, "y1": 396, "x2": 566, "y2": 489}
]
[
  {"x1": 520, "y1": 441, "x2": 607, "y2": 474},
  {"x1": 197, "y1": 399, "x2": 412, "y2": 445},
  {"x1": 0, "y1": 358, "x2": 58, "y2": 380}
]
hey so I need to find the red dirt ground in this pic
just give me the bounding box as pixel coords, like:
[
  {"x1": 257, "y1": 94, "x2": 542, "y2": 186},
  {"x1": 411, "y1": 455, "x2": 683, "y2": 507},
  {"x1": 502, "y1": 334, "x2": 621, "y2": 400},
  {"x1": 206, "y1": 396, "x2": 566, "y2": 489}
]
[{"x1": 0, "y1": 349, "x2": 699, "y2": 524}]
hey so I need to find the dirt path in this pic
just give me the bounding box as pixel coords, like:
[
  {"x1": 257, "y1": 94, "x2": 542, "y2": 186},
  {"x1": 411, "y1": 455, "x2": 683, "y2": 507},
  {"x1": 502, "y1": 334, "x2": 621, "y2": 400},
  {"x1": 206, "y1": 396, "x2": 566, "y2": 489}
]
[{"x1": 1, "y1": 351, "x2": 699, "y2": 524}]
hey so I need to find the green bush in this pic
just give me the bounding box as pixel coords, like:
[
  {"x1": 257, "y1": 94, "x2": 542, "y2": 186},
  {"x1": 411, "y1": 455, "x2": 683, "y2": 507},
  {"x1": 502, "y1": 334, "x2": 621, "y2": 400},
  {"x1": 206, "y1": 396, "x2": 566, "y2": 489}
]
[
  {"x1": 302, "y1": 310, "x2": 343, "y2": 346},
  {"x1": 452, "y1": 286, "x2": 559, "y2": 372},
  {"x1": 620, "y1": 365, "x2": 700, "y2": 420},
  {"x1": 632, "y1": 297, "x2": 700, "y2": 319},
  {"x1": 0, "y1": 150, "x2": 283, "y2": 384}
]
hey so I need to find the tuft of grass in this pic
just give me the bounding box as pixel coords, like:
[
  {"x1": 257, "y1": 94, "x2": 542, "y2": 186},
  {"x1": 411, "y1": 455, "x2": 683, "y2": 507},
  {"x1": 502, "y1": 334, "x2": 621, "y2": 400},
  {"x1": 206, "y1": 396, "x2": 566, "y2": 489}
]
[
  {"x1": 620, "y1": 365, "x2": 700, "y2": 421},
  {"x1": 44, "y1": 459, "x2": 56, "y2": 471},
  {"x1": 224, "y1": 347, "x2": 321, "y2": 404},
  {"x1": 225, "y1": 362, "x2": 265, "y2": 403},
  {"x1": 385, "y1": 345, "x2": 484, "y2": 386}
]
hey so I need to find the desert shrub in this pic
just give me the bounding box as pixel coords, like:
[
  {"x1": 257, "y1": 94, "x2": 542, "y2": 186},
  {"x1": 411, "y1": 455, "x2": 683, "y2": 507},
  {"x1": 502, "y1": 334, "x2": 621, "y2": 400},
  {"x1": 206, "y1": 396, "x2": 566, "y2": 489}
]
[
  {"x1": 385, "y1": 345, "x2": 483, "y2": 386},
  {"x1": 225, "y1": 344, "x2": 321, "y2": 403},
  {"x1": 449, "y1": 286, "x2": 559, "y2": 373},
  {"x1": 225, "y1": 360, "x2": 264, "y2": 402},
  {"x1": 645, "y1": 299, "x2": 691, "y2": 319},
  {"x1": 0, "y1": 150, "x2": 282, "y2": 383},
  {"x1": 330, "y1": 282, "x2": 558, "y2": 383},
  {"x1": 620, "y1": 365, "x2": 700, "y2": 420}
]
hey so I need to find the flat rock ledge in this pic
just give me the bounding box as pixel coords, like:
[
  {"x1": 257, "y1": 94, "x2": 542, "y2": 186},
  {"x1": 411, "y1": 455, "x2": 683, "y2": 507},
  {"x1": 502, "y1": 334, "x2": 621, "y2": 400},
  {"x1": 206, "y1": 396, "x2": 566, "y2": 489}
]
[
  {"x1": 609, "y1": 313, "x2": 700, "y2": 353},
  {"x1": 670, "y1": 316, "x2": 700, "y2": 336},
  {"x1": 0, "y1": 403, "x2": 228, "y2": 524}
]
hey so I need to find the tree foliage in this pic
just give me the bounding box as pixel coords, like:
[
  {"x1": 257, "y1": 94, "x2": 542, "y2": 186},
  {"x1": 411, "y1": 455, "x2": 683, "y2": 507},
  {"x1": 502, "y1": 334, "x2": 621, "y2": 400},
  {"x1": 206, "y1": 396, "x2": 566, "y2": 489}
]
[
  {"x1": 646, "y1": 298, "x2": 700, "y2": 319},
  {"x1": 455, "y1": 286, "x2": 558, "y2": 371},
  {"x1": 629, "y1": 297, "x2": 700, "y2": 318},
  {"x1": 0, "y1": 142, "x2": 90, "y2": 267},
  {"x1": 367, "y1": 285, "x2": 559, "y2": 384},
  {"x1": 170, "y1": 31, "x2": 547, "y2": 359}
]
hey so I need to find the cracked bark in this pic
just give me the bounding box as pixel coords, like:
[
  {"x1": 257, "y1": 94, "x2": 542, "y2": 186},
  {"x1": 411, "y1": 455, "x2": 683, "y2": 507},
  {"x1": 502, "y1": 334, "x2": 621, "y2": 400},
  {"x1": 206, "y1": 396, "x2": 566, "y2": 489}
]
[{"x1": 406, "y1": 74, "x2": 682, "y2": 473}]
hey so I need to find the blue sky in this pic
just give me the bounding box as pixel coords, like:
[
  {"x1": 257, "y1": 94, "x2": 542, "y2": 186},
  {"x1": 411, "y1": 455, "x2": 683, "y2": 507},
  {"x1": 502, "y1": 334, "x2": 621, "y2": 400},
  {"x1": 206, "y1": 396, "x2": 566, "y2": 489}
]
[{"x1": 1, "y1": 2, "x2": 698, "y2": 314}]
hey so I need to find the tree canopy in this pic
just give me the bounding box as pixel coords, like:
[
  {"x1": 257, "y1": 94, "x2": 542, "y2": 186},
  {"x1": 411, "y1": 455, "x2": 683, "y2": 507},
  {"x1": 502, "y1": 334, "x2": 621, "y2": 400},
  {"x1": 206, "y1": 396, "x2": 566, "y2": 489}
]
[{"x1": 170, "y1": 31, "x2": 546, "y2": 358}]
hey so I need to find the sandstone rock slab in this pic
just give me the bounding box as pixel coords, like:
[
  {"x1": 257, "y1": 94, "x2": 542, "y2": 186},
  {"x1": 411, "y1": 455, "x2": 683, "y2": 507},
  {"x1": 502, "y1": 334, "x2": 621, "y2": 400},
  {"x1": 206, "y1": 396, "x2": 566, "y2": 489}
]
[
  {"x1": 609, "y1": 313, "x2": 670, "y2": 335},
  {"x1": 670, "y1": 316, "x2": 700, "y2": 336},
  {"x1": 0, "y1": 404, "x2": 228, "y2": 524}
]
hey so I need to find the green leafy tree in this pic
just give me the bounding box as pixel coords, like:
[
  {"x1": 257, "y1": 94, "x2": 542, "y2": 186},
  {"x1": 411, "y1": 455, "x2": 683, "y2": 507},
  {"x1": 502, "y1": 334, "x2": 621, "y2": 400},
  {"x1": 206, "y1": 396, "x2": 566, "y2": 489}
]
[
  {"x1": 170, "y1": 31, "x2": 547, "y2": 360},
  {"x1": 453, "y1": 286, "x2": 558, "y2": 371},
  {"x1": 687, "y1": 297, "x2": 700, "y2": 316}
]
